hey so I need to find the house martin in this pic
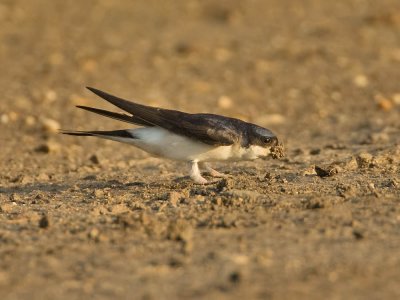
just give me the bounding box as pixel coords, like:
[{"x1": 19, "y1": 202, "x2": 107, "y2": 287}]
[{"x1": 61, "y1": 87, "x2": 281, "y2": 184}]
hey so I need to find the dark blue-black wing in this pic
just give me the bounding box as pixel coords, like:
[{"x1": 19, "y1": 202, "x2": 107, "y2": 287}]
[{"x1": 86, "y1": 87, "x2": 245, "y2": 146}]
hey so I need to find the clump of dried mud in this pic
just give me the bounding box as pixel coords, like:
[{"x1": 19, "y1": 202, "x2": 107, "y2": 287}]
[{"x1": 270, "y1": 144, "x2": 285, "y2": 159}]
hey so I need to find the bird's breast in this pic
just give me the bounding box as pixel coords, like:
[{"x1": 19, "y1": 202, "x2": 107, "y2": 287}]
[
  {"x1": 127, "y1": 127, "x2": 215, "y2": 161},
  {"x1": 125, "y1": 127, "x2": 267, "y2": 162},
  {"x1": 196, "y1": 144, "x2": 267, "y2": 162}
]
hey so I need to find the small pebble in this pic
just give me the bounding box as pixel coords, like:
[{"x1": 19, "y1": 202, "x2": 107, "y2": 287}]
[
  {"x1": 9, "y1": 112, "x2": 18, "y2": 121},
  {"x1": 41, "y1": 118, "x2": 60, "y2": 133},
  {"x1": 45, "y1": 90, "x2": 57, "y2": 102},
  {"x1": 392, "y1": 93, "x2": 400, "y2": 105},
  {"x1": 89, "y1": 154, "x2": 101, "y2": 165},
  {"x1": 310, "y1": 148, "x2": 321, "y2": 155},
  {"x1": 35, "y1": 142, "x2": 60, "y2": 154},
  {"x1": 229, "y1": 271, "x2": 241, "y2": 283},
  {"x1": 38, "y1": 215, "x2": 49, "y2": 228},
  {"x1": 174, "y1": 42, "x2": 196, "y2": 56},
  {"x1": 25, "y1": 116, "x2": 36, "y2": 126},
  {"x1": 353, "y1": 75, "x2": 369, "y2": 88},
  {"x1": 218, "y1": 95, "x2": 233, "y2": 109},
  {"x1": 0, "y1": 114, "x2": 9, "y2": 124},
  {"x1": 88, "y1": 228, "x2": 100, "y2": 241},
  {"x1": 375, "y1": 95, "x2": 393, "y2": 111}
]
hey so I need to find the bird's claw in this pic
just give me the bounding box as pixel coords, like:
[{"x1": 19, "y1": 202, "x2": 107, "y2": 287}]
[{"x1": 208, "y1": 169, "x2": 232, "y2": 178}]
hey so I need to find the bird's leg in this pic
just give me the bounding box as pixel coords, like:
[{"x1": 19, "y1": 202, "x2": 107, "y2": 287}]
[
  {"x1": 200, "y1": 162, "x2": 231, "y2": 178},
  {"x1": 189, "y1": 161, "x2": 208, "y2": 184}
]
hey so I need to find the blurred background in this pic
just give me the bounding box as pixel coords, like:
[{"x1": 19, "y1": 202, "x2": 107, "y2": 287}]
[
  {"x1": 1, "y1": 0, "x2": 399, "y2": 157},
  {"x1": 1, "y1": 0, "x2": 400, "y2": 299}
]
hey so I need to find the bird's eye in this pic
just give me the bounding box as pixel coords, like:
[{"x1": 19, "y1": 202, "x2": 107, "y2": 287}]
[{"x1": 263, "y1": 137, "x2": 271, "y2": 143}]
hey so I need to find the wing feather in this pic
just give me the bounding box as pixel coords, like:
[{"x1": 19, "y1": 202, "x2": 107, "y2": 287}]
[
  {"x1": 86, "y1": 87, "x2": 245, "y2": 146},
  {"x1": 76, "y1": 106, "x2": 153, "y2": 126}
]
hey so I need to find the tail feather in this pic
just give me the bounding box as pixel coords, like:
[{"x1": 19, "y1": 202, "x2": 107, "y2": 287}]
[
  {"x1": 85, "y1": 87, "x2": 173, "y2": 128},
  {"x1": 76, "y1": 105, "x2": 153, "y2": 127},
  {"x1": 60, "y1": 129, "x2": 136, "y2": 139},
  {"x1": 86, "y1": 87, "x2": 147, "y2": 115}
]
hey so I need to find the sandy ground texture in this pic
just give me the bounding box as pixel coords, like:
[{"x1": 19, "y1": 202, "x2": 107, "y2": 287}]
[{"x1": 1, "y1": 0, "x2": 400, "y2": 299}]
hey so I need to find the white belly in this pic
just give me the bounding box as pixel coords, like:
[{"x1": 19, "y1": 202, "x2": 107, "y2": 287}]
[{"x1": 118, "y1": 127, "x2": 268, "y2": 162}]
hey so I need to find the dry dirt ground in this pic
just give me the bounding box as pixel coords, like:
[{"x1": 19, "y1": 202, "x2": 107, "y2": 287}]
[{"x1": 1, "y1": 0, "x2": 400, "y2": 299}]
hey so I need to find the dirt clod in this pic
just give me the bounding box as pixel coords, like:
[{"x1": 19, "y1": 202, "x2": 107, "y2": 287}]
[
  {"x1": 38, "y1": 215, "x2": 49, "y2": 229},
  {"x1": 315, "y1": 164, "x2": 341, "y2": 177},
  {"x1": 34, "y1": 142, "x2": 60, "y2": 154},
  {"x1": 270, "y1": 144, "x2": 285, "y2": 159},
  {"x1": 356, "y1": 153, "x2": 374, "y2": 168},
  {"x1": 89, "y1": 154, "x2": 101, "y2": 165}
]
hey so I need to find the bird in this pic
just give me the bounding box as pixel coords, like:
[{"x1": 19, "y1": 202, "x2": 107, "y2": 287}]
[{"x1": 61, "y1": 87, "x2": 280, "y2": 184}]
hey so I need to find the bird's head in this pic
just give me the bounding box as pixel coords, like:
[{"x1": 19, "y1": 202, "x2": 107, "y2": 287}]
[{"x1": 248, "y1": 125, "x2": 281, "y2": 159}]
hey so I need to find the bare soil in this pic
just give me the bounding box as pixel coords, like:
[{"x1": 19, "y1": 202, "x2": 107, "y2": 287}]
[{"x1": 1, "y1": 1, "x2": 400, "y2": 299}]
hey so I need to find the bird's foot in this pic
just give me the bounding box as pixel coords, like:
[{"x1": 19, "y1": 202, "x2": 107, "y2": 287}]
[
  {"x1": 208, "y1": 169, "x2": 232, "y2": 178},
  {"x1": 191, "y1": 175, "x2": 209, "y2": 185},
  {"x1": 191, "y1": 175, "x2": 221, "y2": 185},
  {"x1": 190, "y1": 162, "x2": 226, "y2": 184},
  {"x1": 200, "y1": 162, "x2": 232, "y2": 178}
]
